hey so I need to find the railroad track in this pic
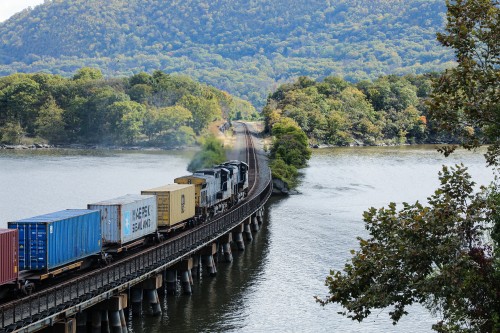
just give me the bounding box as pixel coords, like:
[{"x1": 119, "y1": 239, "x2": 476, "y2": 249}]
[{"x1": 0, "y1": 122, "x2": 272, "y2": 333}]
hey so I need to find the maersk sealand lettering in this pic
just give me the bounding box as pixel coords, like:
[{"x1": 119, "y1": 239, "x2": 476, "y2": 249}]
[{"x1": 131, "y1": 205, "x2": 152, "y2": 233}]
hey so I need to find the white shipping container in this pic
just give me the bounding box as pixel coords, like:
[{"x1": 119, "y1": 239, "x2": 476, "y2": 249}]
[{"x1": 88, "y1": 194, "x2": 157, "y2": 246}]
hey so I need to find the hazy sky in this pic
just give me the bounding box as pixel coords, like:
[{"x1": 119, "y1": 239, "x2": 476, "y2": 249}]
[{"x1": 0, "y1": 0, "x2": 45, "y2": 22}]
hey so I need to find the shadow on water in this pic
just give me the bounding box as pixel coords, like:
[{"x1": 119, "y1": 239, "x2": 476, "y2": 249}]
[{"x1": 130, "y1": 197, "x2": 285, "y2": 333}]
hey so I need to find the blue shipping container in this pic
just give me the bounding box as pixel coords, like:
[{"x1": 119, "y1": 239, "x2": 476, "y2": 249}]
[{"x1": 8, "y1": 209, "x2": 102, "y2": 272}]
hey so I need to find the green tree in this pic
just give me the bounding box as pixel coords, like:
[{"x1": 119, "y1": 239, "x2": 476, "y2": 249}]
[
  {"x1": 35, "y1": 97, "x2": 67, "y2": 143},
  {"x1": 107, "y1": 101, "x2": 146, "y2": 144},
  {"x1": 270, "y1": 117, "x2": 311, "y2": 169},
  {"x1": 187, "y1": 134, "x2": 226, "y2": 172},
  {"x1": 319, "y1": 1, "x2": 500, "y2": 331},
  {"x1": 177, "y1": 94, "x2": 221, "y2": 135},
  {"x1": 72, "y1": 67, "x2": 104, "y2": 81},
  {"x1": 0, "y1": 75, "x2": 41, "y2": 135},
  {"x1": 429, "y1": 0, "x2": 500, "y2": 165},
  {"x1": 0, "y1": 120, "x2": 24, "y2": 144},
  {"x1": 318, "y1": 165, "x2": 499, "y2": 332}
]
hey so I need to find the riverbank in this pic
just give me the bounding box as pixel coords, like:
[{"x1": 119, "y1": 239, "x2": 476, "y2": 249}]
[
  {"x1": 0, "y1": 143, "x2": 54, "y2": 150},
  {"x1": 0, "y1": 120, "x2": 237, "y2": 152},
  {"x1": 0, "y1": 143, "x2": 198, "y2": 151}
]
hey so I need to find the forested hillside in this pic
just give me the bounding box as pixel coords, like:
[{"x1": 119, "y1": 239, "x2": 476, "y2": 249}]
[
  {"x1": 0, "y1": 68, "x2": 256, "y2": 146},
  {"x1": 0, "y1": 0, "x2": 453, "y2": 107}
]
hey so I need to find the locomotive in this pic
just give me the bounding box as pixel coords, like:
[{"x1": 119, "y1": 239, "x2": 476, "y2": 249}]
[{"x1": 0, "y1": 160, "x2": 249, "y2": 298}]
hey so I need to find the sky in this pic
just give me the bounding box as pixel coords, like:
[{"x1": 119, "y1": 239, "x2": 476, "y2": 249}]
[{"x1": 0, "y1": 0, "x2": 45, "y2": 22}]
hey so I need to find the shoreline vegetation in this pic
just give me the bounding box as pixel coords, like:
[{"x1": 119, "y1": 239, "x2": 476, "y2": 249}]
[
  {"x1": 0, "y1": 69, "x2": 258, "y2": 149},
  {"x1": 263, "y1": 73, "x2": 466, "y2": 194}
]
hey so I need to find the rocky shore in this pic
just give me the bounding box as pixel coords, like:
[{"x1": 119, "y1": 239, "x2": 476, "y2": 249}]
[
  {"x1": 0, "y1": 143, "x2": 192, "y2": 151},
  {"x1": 0, "y1": 143, "x2": 54, "y2": 149}
]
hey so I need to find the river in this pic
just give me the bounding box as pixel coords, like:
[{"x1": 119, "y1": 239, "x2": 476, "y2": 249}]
[{"x1": 0, "y1": 146, "x2": 494, "y2": 332}]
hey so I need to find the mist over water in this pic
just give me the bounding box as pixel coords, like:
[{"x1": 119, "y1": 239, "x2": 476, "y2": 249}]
[{"x1": 0, "y1": 146, "x2": 493, "y2": 332}]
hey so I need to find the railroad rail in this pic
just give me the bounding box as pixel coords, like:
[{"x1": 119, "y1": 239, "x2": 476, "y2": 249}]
[{"x1": 0, "y1": 122, "x2": 272, "y2": 333}]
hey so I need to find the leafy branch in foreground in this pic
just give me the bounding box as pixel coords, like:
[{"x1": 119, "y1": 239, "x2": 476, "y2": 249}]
[{"x1": 317, "y1": 165, "x2": 500, "y2": 332}]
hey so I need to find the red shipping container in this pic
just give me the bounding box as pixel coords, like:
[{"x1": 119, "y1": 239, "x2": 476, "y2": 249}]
[{"x1": 0, "y1": 229, "x2": 18, "y2": 285}]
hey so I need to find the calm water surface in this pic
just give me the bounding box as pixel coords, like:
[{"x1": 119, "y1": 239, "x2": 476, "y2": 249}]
[{"x1": 0, "y1": 146, "x2": 493, "y2": 332}]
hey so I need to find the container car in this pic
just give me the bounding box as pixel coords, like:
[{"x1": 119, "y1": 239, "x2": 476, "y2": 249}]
[
  {"x1": 8, "y1": 209, "x2": 102, "y2": 279},
  {"x1": 0, "y1": 229, "x2": 18, "y2": 287},
  {"x1": 88, "y1": 194, "x2": 157, "y2": 251},
  {"x1": 141, "y1": 184, "x2": 195, "y2": 230}
]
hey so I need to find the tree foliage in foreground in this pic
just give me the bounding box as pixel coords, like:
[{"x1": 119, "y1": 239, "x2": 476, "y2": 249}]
[
  {"x1": 319, "y1": 1, "x2": 500, "y2": 331},
  {"x1": 318, "y1": 165, "x2": 500, "y2": 332},
  {"x1": 429, "y1": 0, "x2": 500, "y2": 165}
]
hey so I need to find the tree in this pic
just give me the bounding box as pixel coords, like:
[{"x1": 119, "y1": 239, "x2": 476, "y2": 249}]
[
  {"x1": 0, "y1": 75, "x2": 41, "y2": 136},
  {"x1": 177, "y1": 94, "x2": 221, "y2": 135},
  {"x1": 35, "y1": 97, "x2": 67, "y2": 143},
  {"x1": 429, "y1": 0, "x2": 500, "y2": 165},
  {"x1": 270, "y1": 117, "x2": 311, "y2": 169},
  {"x1": 187, "y1": 135, "x2": 226, "y2": 172},
  {"x1": 319, "y1": 1, "x2": 500, "y2": 331},
  {"x1": 318, "y1": 165, "x2": 500, "y2": 332},
  {"x1": 0, "y1": 120, "x2": 24, "y2": 144},
  {"x1": 107, "y1": 101, "x2": 146, "y2": 144},
  {"x1": 73, "y1": 67, "x2": 104, "y2": 81}
]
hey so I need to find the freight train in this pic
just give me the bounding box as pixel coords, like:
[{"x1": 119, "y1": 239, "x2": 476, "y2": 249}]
[{"x1": 0, "y1": 160, "x2": 249, "y2": 298}]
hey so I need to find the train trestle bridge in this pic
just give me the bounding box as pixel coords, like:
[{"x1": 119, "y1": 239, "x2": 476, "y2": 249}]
[{"x1": 0, "y1": 123, "x2": 272, "y2": 333}]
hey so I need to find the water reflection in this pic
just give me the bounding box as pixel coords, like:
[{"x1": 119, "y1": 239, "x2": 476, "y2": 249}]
[{"x1": 130, "y1": 206, "x2": 273, "y2": 333}]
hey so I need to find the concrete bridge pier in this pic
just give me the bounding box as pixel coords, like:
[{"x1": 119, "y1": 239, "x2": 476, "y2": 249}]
[
  {"x1": 90, "y1": 310, "x2": 102, "y2": 333},
  {"x1": 175, "y1": 258, "x2": 194, "y2": 295},
  {"x1": 251, "y1": 215, "x2": 260, "y2": 232},
  {"x1": 101, "y1": 310, "x2": 110, "y2": 333},
  {"x1": 143, "y1": 275, "x2": 163, "y2": 316},
  {"x1": 76, "y1": 311, "x2": 87, "y2": 333},
  {"x1": 191, "y1": 255, "x2": 201, "y2": 280},
  {"x1": 221, "y1": 233, "x2": 233, "y2": 262},
  {"x1": 119, "y1": 309, "x2": 128, "y2": 333},
  {"x1": 130, "y1": 288, "x2": 143, "y2": 316},
  {"x1": 109, "y1": 310, "x2": 121, "y2": 333},
  {"x1": 166, "y1": 269, "x2": 177, "y2": 295},
  {"x1": 202, "y1": 243, "x2": 217, "y2": 277},
  {"x1": 232, "y1": 224, "x2": 245, "y2": 251},
  {"x1": 257, "y1": 208, "x2": 264, "y2": 225},
  {"x1": 106, "y1": 294, "x2": 128, "y2": 333},
  {"x1": 244, "y1": 218, "x2": 253, "y2": 241},
  {"x1": 180, "y1": 271, "x2": 192, "y2": 295}
]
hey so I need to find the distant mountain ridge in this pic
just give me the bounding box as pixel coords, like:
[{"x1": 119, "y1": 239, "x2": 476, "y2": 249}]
[{"x1": 0, "y1": 0, "x2": 454, "y2": 107}]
